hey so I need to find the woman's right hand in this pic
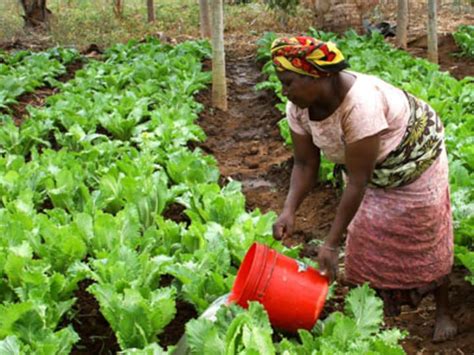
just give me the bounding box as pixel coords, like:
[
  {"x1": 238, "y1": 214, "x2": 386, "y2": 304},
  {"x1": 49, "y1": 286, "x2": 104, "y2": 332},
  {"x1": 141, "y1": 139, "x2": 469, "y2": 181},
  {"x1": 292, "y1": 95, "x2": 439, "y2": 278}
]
[{"x1": 272, "y1": 211, "x2": 295, "y2": 240}]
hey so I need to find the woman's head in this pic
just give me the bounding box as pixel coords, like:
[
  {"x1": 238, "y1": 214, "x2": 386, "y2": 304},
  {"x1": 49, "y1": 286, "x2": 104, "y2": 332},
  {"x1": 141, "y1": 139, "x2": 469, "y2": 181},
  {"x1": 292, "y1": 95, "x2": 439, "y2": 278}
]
[{"x1": 271, "y1": 36, "x2": 348, "y2": 108}]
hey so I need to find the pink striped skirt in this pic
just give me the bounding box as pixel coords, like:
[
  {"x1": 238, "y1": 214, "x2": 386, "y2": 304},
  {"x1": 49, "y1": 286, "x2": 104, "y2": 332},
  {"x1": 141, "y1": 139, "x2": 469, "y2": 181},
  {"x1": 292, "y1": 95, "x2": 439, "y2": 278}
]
[{"x1": 345, "y1": 147, "x2": 454, "y2": 290}]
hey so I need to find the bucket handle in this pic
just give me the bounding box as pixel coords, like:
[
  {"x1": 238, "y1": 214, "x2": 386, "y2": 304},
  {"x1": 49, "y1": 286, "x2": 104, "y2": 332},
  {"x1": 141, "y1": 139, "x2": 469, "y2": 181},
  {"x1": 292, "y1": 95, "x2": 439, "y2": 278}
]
[{"x1": 256, "y1": 250, "x2": 278, "y2": 301}]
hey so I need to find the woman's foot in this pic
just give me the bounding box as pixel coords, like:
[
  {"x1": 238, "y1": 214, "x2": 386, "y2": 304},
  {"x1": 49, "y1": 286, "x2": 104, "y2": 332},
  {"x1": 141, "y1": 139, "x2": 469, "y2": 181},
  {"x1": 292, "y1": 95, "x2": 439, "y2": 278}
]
[
  {"x1": 433, "y1": 313, "x2": 457, "y2": 342},
  {"x1": 433, "y1": 277, "x2": 457, "y2": 342}
]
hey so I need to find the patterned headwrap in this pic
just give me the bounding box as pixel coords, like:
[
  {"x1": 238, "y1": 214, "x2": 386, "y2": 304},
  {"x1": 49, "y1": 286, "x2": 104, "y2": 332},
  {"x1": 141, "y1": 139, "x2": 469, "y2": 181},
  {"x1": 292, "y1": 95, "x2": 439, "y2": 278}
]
[{"x1": 271, "y1": 36, "x2": 348, "y2": 78}]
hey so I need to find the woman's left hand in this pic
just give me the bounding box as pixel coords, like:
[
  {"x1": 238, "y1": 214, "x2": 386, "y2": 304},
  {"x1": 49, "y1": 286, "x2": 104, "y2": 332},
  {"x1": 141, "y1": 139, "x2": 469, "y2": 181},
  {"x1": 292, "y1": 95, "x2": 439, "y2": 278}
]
[{"x1": 317, "y1": 245, "x2": 339, "y2": 283}]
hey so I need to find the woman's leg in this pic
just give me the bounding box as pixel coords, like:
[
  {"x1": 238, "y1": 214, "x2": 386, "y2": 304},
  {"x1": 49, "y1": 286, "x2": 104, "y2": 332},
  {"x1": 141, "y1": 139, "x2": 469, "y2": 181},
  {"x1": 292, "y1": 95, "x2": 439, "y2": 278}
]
[
  {"x1": 433, "y1": 278, "x2": 457, "y2": 342},
  {"x1": 376, "y1": 276, "x2": 457, "y2": 342}
]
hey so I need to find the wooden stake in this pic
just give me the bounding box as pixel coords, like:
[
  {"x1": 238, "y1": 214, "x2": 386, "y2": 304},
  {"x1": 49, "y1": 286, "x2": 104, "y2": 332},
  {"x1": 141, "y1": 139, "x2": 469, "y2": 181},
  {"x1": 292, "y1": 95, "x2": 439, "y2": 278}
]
[{"x1": 211, "y1": 0, "x2": 228, "y2": 111}]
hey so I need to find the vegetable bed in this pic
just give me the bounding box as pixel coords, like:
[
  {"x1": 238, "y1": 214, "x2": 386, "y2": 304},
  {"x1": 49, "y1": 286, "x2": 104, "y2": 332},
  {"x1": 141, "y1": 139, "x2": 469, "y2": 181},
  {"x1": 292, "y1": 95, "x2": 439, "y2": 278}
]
[{"x1": 0, "y1": 30, "x2": 472, "y2": 354}]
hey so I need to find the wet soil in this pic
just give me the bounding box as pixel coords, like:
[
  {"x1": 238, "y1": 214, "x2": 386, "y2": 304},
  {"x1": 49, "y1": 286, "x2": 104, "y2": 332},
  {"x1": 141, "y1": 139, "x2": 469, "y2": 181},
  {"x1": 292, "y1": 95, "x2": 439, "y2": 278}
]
[
  {"x1": 162, "y1": 202, "x2": 191, "y2": 226},
  {"x1": 69, "y1": 280, "x2": 120, "y2": 355},
  {"x1": 195, "y1": 37, "x2": 474, "y2": 354},
  {"x1": 158, "y1": 300, "x2": 198, "y2": 349},
  {"x1": 387, "y1": 267, "x2": 474, "y2": 355}
]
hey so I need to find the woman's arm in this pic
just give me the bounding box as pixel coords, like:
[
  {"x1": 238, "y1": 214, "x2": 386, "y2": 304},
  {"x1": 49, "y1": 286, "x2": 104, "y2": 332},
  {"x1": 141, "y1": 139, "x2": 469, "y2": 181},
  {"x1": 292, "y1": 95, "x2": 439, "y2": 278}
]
[
  {"x1": 284, "y1": 129, "x2": 321, "y2": 213},
  {"x1": 325, "y1": 133, "x2": 380, "y2": 246},
  {"x1": 273, "y1": 129, "x2": 321, "y2": 239},
  {"x1": 318, "y1": 133, "x2": 380, "y2": 281}
]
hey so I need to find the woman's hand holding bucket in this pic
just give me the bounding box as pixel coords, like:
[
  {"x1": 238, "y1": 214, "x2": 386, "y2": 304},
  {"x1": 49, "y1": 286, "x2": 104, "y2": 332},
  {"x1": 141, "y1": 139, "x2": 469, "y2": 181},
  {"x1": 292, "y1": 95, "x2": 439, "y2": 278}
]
[
  {"x1": 273, "y1": 210, "x2": 339, "y2": 283},
  {"x1": 317, "y1": 244, "x2": 339, "y2": 283}
]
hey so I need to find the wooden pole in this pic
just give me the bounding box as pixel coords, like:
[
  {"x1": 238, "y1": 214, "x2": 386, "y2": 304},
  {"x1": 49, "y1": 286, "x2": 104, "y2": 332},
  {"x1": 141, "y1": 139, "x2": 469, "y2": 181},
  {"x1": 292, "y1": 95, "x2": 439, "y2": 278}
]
[
  {"x1": 211, "y1": 0, "x2": 228, "y2": 111},
  {"x1": 396, "y1": 0, "x2": 408, "y2": 49},
  {"x1": 427, "y1": 0, "x2": 439, "y2": 63},
  {"x1": 147, "y1": 0, "x2": 155, "y2": 22},
  {"x1": 199, "y1": 0, "x2": 212, "y2": 38}
]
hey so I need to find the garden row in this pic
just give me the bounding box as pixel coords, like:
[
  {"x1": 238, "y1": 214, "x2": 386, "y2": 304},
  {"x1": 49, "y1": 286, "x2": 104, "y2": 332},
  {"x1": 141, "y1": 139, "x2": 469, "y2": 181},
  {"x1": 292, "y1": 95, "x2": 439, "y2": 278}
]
[
  {"x1": 453, "y1": 24, "x2": 474, "y2": 58},
  {"x1": 0, "y1": 47, "x2": 80, "y2": 110}
]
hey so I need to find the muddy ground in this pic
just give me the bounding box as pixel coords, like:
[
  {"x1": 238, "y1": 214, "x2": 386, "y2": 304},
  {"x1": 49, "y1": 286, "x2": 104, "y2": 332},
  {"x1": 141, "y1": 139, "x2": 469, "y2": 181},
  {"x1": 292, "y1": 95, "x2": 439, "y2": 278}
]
[{"x1": 3, "y1": 32, "x2": 474, "y2": 354}]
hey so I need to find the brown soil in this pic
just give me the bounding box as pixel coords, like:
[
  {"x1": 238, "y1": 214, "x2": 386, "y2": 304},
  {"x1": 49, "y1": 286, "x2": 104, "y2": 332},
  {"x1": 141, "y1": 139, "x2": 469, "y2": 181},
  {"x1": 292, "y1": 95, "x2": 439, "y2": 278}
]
[
  {"x1": 195, "y1": 36, "x2": 474, "y2": 354},
  {"x1": 388, "y1": 267, "x2": 474, "y2": 355},
  {"x1": 0, "y1": 38, "x2": 50, "y2": 52},
  {"x1": 69, "y1": 280, "x2": 120, "y2": 355},
  {"x1": 158, "y1": 300, "x2": 198, "y2": 349},
  {"x1": 162, "y1": 202, "x2": 191, "y2": 225}
]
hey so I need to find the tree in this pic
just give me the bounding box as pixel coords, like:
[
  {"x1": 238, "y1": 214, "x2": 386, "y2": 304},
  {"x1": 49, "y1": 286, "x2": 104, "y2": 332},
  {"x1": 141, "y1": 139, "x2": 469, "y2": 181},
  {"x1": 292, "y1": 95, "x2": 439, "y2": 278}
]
[
  {"x1": 427, "y1": 0, "x2": 438, "y2": 63},
  {"x1": 19, "y1": 0, "x2": 52, "y2": 29},
  {"x1": 113, "y1": 0, "x2": 124, "y2": 18},
  {"x1": 313, "y1": 0, "x2": 331, "y2": 14},
  {"x1": 147, "y1": 0, "x2": 155, "y2": 22},
  {"x1": 312, "y1": 0, "x2": 331, "y2": 28},
  {"x1": 396, "y1": 0, "x2": 408, "y2": 49},
  {"x1": 199, "y1": 0, "x2": 212, "y2": 38},
  {"x1": 211, "y1": 0, "x2": 228, "y2": 111}
]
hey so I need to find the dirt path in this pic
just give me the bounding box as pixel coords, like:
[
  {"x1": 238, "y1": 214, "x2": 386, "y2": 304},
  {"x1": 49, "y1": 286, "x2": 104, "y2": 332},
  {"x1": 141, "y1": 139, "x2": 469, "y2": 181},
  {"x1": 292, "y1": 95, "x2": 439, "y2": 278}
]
[
  {"x1": 197, "y1": 43, "x2": 339, "y2": 257},
  {"x1": 197, "y1": 41, "x2": 474, "y2": 354}
]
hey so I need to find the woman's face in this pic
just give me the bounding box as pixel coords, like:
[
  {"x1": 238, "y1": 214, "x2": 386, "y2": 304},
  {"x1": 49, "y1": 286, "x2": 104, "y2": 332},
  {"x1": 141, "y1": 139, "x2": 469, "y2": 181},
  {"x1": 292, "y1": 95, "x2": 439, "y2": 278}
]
[{"x1": 277, "y1": 70, "x2": 319, "y2": 109}]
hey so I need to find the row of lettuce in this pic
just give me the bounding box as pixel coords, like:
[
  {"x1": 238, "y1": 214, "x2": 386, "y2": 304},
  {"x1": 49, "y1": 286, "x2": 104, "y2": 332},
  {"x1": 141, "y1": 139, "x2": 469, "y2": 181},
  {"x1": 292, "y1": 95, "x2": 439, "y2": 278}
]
[
  {"x1": 453, "y1": 24, "x2": 474, "y2": 58},
  {"x1": 256, "y1": 28, "x2": 474, "y2": 285},
  {"x1": 0, "y1": 39, "x2": 406, "y2": 353},
  {"x1": 0, "y1": 47, "x2": 80, "y2": 110}
]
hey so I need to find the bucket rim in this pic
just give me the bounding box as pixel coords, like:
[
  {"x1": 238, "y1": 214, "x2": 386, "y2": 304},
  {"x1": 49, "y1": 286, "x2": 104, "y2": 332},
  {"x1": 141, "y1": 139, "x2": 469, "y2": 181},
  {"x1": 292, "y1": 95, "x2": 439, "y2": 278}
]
[
  {"x1": 312, "y1": 272, "x2": 329, "y2": 323},
  {"x1": 228, "y1": 242, "x2": 269, "y2": 305}
]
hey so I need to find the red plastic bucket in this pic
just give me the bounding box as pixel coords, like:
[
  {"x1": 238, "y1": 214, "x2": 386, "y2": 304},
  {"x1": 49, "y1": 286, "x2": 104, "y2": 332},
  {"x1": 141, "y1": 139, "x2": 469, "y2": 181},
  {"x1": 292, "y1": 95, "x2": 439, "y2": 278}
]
[{"x1": 228, "y1": 242, "x2": 328, "y2": 332}]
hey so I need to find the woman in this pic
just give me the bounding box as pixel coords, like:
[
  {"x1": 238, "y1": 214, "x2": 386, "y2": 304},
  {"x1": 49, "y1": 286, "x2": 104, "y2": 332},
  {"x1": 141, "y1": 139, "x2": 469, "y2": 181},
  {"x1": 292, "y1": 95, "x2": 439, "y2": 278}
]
[{"x1": 270, "y1": 36, "x2": 457, "y2": 342}]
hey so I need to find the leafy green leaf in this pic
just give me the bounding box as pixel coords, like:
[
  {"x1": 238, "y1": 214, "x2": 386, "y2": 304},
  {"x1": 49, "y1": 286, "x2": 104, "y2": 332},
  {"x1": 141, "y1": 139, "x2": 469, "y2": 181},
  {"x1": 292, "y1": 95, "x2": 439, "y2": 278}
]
[{"x1": 345, "y1": 283, "x2": 384, "y2": 336}]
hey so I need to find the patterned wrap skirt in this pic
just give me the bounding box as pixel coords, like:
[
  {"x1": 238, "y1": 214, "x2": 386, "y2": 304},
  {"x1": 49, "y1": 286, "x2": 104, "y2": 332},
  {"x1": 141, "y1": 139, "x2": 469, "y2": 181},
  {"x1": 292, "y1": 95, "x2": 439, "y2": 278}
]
[
  {"x1": 344, "y1": 94, "x2": 454, "y2": 293},
  {"x1": 345, "y1": 147, "x2": 453, "y2": 290}
]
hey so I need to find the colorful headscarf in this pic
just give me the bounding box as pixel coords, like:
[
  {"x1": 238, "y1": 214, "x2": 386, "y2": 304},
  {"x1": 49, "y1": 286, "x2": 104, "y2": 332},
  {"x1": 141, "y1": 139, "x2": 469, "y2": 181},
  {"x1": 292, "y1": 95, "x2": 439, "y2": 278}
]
[{"x1": 271, "y1": 36, "x2": 348, "y2": 78}]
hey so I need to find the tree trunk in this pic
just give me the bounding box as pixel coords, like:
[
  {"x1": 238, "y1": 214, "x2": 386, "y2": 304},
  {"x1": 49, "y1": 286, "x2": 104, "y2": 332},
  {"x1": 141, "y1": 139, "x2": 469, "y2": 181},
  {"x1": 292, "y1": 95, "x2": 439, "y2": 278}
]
[
  {"x1": 211, "y1": 0, "x2": 228, "y2": 111},
  {"x1": 19, "y1": 0, "x2": 52, "y2": 29},
  {"x1": 396, "y1": 0, "x2": 408, "y2": 49},
  {"x1": 113, "y1": 0, "x2": 123, "y2": 18},
  {"x1": 427, "y1": 0, "x2": 438, "y2": 63},
  {"x1": 312, "y1": 0, "x2": 331, "y2": 28},
  {"x1": 147, "y1": 0, "x2": 155, "y2": 22},
  {"x1": 199, "y1": 0, "x2": 212, "y2": 38},
  {"x1": 313, "y1": 0, "x2": 331, "y2": 13}
]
